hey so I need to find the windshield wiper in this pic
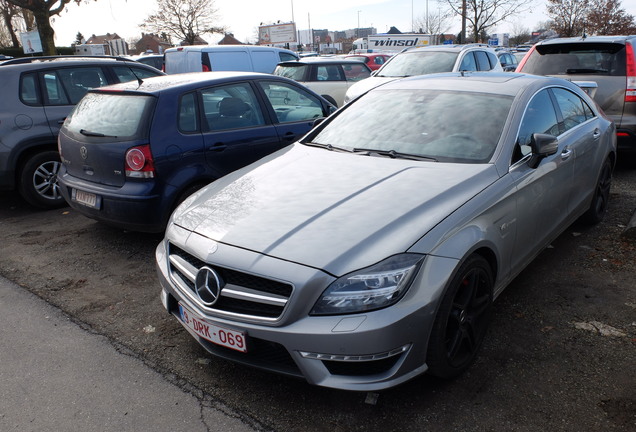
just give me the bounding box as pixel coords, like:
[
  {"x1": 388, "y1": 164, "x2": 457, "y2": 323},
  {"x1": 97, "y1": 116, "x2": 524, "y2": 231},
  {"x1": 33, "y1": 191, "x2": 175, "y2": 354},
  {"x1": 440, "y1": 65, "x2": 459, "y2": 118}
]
[
  {"x1": 303, "y1": 142, "x2": 354, "y2": 152},
  {"x1": 353, "y1": 147, "x2": 438, "y2": 161},
  {"x1": 79, "y1": 129, "x2": 117, "y2": 138}
]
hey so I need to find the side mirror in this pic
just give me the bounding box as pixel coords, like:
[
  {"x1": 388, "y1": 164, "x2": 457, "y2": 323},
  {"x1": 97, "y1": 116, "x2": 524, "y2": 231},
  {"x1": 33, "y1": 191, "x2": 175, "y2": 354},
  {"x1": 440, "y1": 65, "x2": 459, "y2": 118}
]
[{"x1": 527, "y1": 133, "x2": 559, "y2": 169}]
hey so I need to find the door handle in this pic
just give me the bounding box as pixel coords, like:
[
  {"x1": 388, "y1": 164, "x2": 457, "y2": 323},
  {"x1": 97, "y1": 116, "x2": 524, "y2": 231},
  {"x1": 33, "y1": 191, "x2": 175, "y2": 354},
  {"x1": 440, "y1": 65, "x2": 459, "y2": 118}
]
[
  {"x1": 561, "y1": 148, "x2": 573, "y2": 160},
  {"x1": 209, "y1": 142, "x2": 227, "y2": 151},
  {"x1": 283, "y1": 132, "x2": 296, "y2": 141},
  {"x1": 592, "y1": 128, "x2": 601, "y2": 139}
]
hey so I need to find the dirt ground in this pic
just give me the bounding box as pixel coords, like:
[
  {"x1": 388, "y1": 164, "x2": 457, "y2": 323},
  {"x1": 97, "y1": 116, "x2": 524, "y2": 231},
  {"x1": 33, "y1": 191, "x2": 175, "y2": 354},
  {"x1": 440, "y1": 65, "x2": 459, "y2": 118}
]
[{"x1": 1, "y1": 160, "x2": 635, "y2": 432}]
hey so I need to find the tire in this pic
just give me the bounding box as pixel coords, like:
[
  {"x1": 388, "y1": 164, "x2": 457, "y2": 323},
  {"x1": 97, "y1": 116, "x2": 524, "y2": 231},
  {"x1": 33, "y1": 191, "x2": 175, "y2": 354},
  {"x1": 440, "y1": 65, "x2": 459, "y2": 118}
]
[
  {"x1": 426, "y1": 254, "x2": 493, "y2": 379},
  {"x1": 18, "y1": 150, "x2": 66, "y2": 209},
  {"x1": 582, "y1": 157, "x2": 612, "y2": 225}
]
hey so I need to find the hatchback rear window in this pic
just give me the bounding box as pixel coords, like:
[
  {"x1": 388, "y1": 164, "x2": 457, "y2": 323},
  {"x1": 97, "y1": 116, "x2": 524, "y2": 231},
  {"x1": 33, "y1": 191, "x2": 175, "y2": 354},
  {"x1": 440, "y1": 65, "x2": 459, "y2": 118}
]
[
  {"x1": 274, "y1": 64, "x2": 308, "y2": 81},
  {"x1": 524, "y1": 43, "x2": 626, "y2": 76},
  {"x1": 64, "y1": 92, "x2": 155, "y2": 140}
]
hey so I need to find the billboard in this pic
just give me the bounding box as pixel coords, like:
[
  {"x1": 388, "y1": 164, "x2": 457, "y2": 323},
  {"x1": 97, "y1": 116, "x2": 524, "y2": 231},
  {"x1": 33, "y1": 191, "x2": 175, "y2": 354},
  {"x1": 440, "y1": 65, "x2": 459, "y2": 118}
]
[
  {"x1": 259, "y1": 23, "x2": 297, "y2": 44},
  {"x1": 20, "y1": 30, "x2": 43, "y2": 54}
]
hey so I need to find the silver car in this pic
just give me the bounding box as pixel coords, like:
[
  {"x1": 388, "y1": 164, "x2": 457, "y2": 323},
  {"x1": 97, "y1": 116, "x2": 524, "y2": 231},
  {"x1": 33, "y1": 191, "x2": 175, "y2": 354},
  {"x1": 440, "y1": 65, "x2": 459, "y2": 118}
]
[{"x1": 156, "y1": 73, "x2": 616, "y2": 391}]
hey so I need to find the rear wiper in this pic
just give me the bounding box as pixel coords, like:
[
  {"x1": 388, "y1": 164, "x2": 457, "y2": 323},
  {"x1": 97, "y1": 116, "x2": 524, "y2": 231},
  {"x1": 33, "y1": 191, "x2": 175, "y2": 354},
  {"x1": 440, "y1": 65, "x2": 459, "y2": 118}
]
[
  {"x1": 303, "y1": 142, "x2": 354, "y2": 152},
  {"x1": 566, "y1": 68, "x2": 608, "y2": 74},
  {"x1": 353, "y1": 147, "x2": 437, "y2": 161},
  {"x1": 79, "y1": 129, "x2": 117, "y2": 138}
]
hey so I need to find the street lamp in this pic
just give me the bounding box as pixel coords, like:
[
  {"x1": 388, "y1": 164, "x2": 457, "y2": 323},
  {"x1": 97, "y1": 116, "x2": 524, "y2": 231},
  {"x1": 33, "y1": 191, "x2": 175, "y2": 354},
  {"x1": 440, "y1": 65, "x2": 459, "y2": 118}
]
[{"x1": 357, "y1": 10, "x2": 361, "y2": 38}]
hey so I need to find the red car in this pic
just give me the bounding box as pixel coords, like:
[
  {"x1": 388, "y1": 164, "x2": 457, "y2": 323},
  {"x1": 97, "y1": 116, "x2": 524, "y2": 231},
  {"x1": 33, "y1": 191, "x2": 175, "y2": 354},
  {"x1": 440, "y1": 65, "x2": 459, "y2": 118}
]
[{"x1": 345, "y1": 53, "x2": 392, "y2": 71}]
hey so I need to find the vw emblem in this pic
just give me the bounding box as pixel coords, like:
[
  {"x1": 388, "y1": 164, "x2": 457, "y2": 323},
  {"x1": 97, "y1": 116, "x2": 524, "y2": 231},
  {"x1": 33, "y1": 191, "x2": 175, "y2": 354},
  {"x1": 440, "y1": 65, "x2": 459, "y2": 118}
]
[
  {"x1": 80, "y1": 146, "x2": 88, "y2": 160},
  {"x1": 194, "y1": 266, "x2": 223, "y2": 306}
]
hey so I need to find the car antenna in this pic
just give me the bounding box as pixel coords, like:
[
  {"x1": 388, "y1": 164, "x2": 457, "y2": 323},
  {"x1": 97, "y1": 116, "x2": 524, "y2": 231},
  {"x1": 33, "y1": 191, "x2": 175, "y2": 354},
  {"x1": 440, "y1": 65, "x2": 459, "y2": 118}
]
[{"x1": 129, "y1": 67, "x2": 144, "y2": 88}]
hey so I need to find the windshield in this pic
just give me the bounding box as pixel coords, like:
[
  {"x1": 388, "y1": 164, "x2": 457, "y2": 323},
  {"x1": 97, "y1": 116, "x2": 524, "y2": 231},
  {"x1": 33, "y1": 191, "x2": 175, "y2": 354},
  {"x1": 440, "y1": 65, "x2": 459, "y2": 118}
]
[
  {"x1": 377, "y1": 51, "x2": 458, "y2": 77},
  {"x1": 308, "y1": 89, "x2": 513, "y2": 163},
  {"x1": 64, "y1": 92, "x2": 155, "y2": 140}
]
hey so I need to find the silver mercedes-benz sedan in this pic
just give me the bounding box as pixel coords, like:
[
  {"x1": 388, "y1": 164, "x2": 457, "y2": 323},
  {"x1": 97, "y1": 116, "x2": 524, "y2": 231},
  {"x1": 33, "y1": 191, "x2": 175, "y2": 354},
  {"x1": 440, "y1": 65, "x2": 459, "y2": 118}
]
[{"x1": 156, "y1": 72, "x2": 616, "y2": 391}]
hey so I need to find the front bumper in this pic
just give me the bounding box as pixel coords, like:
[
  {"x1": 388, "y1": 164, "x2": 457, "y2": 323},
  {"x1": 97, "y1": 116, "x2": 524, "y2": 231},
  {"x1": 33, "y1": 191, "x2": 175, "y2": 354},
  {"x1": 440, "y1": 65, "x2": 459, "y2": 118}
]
[{"x1": 155, "y1": 227, "x2": 456, "y2": 391}]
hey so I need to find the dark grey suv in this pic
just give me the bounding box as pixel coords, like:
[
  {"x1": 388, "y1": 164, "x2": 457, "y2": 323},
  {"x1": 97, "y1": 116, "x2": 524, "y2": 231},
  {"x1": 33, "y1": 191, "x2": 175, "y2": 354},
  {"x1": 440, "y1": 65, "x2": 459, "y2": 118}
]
[
  {"x1": 0, "y1": 56, "x2": 163, "y2": 208},
  {"x1": 517, "y1": 35, "x2": 636, "y2": 153}
]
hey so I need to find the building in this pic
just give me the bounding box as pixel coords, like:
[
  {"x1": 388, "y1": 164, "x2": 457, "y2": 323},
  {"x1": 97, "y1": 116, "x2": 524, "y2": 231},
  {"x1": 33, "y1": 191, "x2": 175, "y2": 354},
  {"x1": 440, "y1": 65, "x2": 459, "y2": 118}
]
[
  {"x1": 134, "y1": 33, "x2": 172, "y2": 54},
  {"x1": 84, "y1": 33, "x2": 128, "y2": 55}
]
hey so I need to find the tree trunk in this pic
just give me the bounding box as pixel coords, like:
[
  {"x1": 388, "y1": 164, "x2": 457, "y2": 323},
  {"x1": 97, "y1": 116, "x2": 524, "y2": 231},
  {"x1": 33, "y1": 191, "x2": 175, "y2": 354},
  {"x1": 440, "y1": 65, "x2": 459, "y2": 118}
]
[
  {"x1": 1, "y1": 7, "x2": 20, "y2": 48},
  {"x1": 32, "y1": 8, "x2": 55, "y2": 54}
]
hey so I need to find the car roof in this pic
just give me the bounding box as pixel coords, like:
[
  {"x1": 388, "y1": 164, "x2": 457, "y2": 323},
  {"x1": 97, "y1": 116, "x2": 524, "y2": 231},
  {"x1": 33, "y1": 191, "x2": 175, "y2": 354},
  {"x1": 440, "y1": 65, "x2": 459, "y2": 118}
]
[
  {"x1": 278, "y1": 57, "x2": 371, "y2": 65},
  {"x1": 0, "y1": 55, "x2": 150, "y2": 69},
  {"x1": 535, "y1": 35, "x2": 636, "y2": 46},
  {"x1": 92, "y1": 71, "x2": 293, "y2": 94},
  {"x1": 374, "y1": 72, "x2": 571, "y2": 97},
  {"x1": 404, "y1": 43, "x2": 496, "y2": 53}
]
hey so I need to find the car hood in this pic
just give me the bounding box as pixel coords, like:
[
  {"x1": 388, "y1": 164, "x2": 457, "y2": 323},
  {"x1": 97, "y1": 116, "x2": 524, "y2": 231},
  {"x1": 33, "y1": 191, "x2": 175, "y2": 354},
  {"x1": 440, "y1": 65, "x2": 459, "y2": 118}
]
[
  {"x1": 345, "y1": 76, "x2": 398, "y2": 102},
  {"x1": 172, "y1": 144, "x2": 498, "y2": 275}
]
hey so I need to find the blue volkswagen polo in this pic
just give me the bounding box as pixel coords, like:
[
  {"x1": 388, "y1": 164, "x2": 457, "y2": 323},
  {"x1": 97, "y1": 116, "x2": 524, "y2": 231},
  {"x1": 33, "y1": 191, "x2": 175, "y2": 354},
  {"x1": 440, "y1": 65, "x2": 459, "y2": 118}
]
[{"x1": 57, "y1": 72, "x2": 334, "y2": 232}]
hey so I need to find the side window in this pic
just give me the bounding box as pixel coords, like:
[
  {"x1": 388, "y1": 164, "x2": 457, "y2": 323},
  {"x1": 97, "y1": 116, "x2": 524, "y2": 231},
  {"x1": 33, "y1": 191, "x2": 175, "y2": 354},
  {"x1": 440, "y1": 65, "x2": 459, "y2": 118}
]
[
  {"x1": 201, "y1": 82, "x2": 265, "y2": 131},
  {"x1": 459, "y1": 52, "x2": 477, "y2": 71},
  {"x1": 475, "y1": 51, "x2": 491, "y2": 70},
  {"x1": 552, "y1": 87, "x2": 596, "y2": 133},
  {"x1": 513, "y1": 89, "x2": 559, "y2": 164},
  {"x1": 316, "y1": 65, "x2": 343, "y2": 81},
  {"x1": 55, "y1": 67, "x2": 107, "y2": 104},
  {"x1": 279, "y1": 52, "x2": 298, "y2": 62},
  {"x1": 178, "y1": 92, "x2": 199, "y2": 133},
  {"x1": 343, "y1": 63, "x2": 371, "y2": 82},
  {"x1": 375, "y1": 56, "x2": 386, "y2": 66},
  {"x1": 258, "y1": 80, "x2": 325, "y2": 123},
  {"x1": 42, "y1": 71, "x2": 70, "y2": 105},
  {"x1": 112, "y1": 65, "x2": 161, "y2": 83},
  {"x1": 20, "y1": 73, "x2": 40, "y2": 105}
]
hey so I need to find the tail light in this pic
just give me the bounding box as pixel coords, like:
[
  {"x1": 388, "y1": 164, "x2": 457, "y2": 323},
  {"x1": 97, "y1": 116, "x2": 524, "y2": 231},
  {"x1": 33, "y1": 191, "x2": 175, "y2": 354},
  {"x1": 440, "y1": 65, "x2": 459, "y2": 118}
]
[
  {"x1": 125, "y1": 145, "x2": 155, "y2": 178},
  {"x1": 625, "y1": 42, "x2": 636, "y2": 102}
]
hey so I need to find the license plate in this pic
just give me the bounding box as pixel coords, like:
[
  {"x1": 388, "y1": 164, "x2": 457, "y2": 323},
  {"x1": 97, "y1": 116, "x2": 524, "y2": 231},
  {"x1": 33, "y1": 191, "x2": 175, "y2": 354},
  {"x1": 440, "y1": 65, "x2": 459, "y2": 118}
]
[
  {"x1": 72, "y1": 188, "x2": 100, "y2": 209},
  {"x1": 178, "y1": 303, "x2": 247, "y2": 353}
]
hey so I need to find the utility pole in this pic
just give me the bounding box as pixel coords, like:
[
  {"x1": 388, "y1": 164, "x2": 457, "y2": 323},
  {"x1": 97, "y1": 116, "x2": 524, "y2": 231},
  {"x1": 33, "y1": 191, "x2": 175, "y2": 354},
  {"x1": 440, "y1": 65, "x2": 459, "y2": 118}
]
[{"x1": 461, "y1": 0, "x2": 466, "y2": 44}]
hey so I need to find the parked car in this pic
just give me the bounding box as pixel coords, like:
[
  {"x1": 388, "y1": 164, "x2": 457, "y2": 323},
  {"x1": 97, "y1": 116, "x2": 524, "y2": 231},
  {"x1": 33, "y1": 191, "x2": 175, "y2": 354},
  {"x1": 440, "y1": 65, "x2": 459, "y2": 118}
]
[
  {"x1": 131, "y1": 53, "x2": 164, "y2": 71},
  {"x1": 344, "y1": 44, "x2": 503, "y2": 103},
  {"x1": 496, "y1": 50, "x2": 518, "y2": 71},
  {"x1": 0, "y1": 56, "x2": 164, "y2": 208},
  {"x1": 274, "y1": 57, "x2": 372, "y2": 107},
  {"x1": 57, "y1": 72, "x2": 335, "y2": 232},
  {"x1": 517, "y1": 35, "x2": 636, "y2": 153},
  {"x1": 345, "y1": 53, "x2": 392, "y2": 70},
  {"x1": 156, "y1": 72, "x2": 616, "y2": 391},
  {"x1": 164, "y1": 45, "x2": 299, "y2": 74}
]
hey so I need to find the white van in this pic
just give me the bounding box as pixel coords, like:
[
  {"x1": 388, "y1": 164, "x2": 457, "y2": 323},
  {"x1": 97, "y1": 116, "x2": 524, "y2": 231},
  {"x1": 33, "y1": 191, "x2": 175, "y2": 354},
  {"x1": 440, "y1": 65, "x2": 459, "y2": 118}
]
[{"x1": 164, "y1": 45, "x2": 299, "y2": 74}]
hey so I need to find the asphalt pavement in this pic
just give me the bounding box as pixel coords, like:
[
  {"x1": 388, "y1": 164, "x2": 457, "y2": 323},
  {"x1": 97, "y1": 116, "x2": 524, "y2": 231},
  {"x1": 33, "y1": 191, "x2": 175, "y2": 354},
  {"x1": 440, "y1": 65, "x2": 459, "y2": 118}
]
[{"x1": 0, "y1": 275, "x2": 258, "y2": 432}]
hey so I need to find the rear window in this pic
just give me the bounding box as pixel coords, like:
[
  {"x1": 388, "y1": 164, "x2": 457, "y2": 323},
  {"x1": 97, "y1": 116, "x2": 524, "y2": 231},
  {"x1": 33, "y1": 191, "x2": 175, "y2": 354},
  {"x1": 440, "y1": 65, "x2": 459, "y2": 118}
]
[
  {"x1": 377, "y1": 51, "x2": 458, "y2": 77},
  {"x1": 64, "y1": 92, "x2": 155, "y2": 140},
  {"x1": 522, "y1": 43, "x2": 626, "y2": 76},
  {"x1": 274, "y1": 64, "x2": 308, "y2": 81}
]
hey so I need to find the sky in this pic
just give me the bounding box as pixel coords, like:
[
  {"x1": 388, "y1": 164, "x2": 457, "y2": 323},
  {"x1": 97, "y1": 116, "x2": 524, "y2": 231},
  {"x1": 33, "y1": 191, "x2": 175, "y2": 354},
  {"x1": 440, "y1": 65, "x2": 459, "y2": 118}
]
[{"x1": 52, "y1": 0, "x2": 636, "y2": 46}]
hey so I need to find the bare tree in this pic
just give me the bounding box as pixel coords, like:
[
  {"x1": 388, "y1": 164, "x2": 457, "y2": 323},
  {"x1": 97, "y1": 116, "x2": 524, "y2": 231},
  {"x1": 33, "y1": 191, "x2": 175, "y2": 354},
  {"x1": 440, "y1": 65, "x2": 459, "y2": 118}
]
[
  {"x1": 414, "y1": 6, "x2": 454, "y2": 44},
  {"x1": 1, "y1": 0, "x2": 20, "y2": 47},
  {"x1": 4, "y1": 0, "x2": 91, "y2": 54},
  {"x1": 140, "y1": 0, "x2": 225, "y2": 46},
  {"x1": 444, "y1": 0, "x2": 530, "y2": 43},
  {"x1": 509, "y1": 21, "x2": 531, "y2": 46},
  {"x1": 546, "y1": 0, "x2": 590, "y2": 37},
  {"x1": 586, "y1": 0, "x2": 636, "y2": 35}
]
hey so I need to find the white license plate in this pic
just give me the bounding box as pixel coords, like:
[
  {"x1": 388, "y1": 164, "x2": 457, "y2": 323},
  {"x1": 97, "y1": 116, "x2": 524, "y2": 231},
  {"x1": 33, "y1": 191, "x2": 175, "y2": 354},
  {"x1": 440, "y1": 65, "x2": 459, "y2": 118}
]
[
  {"x1": 73, "y1": 189, "x2": 99, "y2": 209},
  {"x1": 178, "y1": 303, "x2": 247, "y2": 353}
]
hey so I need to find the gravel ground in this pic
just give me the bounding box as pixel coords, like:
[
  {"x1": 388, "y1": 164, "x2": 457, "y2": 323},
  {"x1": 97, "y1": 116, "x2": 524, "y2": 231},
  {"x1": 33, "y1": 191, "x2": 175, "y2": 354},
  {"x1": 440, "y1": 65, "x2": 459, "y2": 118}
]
[{"x1": 0, "y1": 159, "x2": 634, "y2": 432}]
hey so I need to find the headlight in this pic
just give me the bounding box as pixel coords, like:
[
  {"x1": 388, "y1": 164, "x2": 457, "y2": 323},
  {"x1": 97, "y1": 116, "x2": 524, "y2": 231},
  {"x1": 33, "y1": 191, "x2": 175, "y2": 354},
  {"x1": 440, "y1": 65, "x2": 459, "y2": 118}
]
[{"x1": 310, "y1": 254, "x2": 424, "y2": 315}]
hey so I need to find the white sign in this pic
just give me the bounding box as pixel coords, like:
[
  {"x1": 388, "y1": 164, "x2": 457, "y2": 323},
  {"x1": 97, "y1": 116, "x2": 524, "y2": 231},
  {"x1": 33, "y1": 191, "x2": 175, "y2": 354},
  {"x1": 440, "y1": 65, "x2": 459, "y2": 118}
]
[
  {"x1": 20, "y1": 30, "x2": 43, "y2": 54},
  {"x1": 259, "y1": 23, "x2": 297, "y2": 44}
]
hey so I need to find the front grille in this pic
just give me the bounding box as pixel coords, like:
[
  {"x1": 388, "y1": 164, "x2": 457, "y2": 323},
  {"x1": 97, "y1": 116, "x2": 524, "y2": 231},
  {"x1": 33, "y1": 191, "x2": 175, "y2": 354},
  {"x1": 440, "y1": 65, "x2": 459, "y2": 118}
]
[{"x1": 168, "y1": 243, "x2": 293, "y2": 321}]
